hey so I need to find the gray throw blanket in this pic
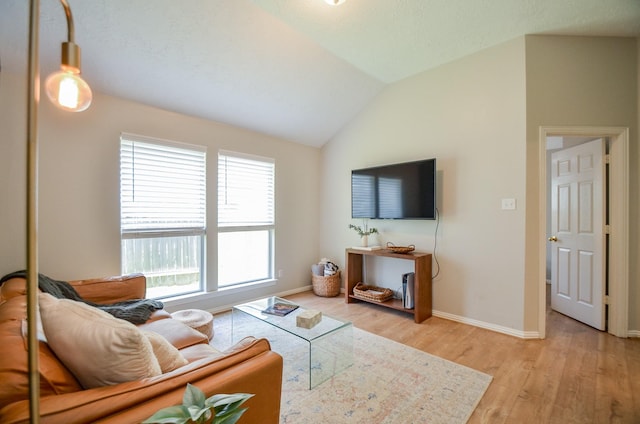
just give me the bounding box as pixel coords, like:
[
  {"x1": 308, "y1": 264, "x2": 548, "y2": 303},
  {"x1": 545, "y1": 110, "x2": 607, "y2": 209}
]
[{"x1": 0, "y1": 270, "x2": 163, "y2": 325}]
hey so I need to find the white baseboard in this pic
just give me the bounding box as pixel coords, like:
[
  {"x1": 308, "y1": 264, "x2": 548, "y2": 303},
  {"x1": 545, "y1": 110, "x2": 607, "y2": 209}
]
[
  {"x1": 301, "y1": 288, "x2": 537, "y2": 339},
  {"x1": 433, "y1": 310, "x2": 640, "y2": 339},
  {"x1": 288, "y1": 288, "x2": 539, "y2": 339},
  {"x1": 432, "y1": 310, "x2": 541, "y2": 339},
  {"x1": 190, "y1": 285, "x2": 634, "y2": 341},
  {"x1": 165, "y1": 285, "x2": 312, "y2": 314},
  {"x1": 278, "y1": 285, "x2": 314, "y2": 297}
]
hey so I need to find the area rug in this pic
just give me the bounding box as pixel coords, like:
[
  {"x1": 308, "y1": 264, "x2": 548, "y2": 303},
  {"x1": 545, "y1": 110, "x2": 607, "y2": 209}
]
[{"x1": 211, "y1": 312, "x2": 492, "y2": 424}]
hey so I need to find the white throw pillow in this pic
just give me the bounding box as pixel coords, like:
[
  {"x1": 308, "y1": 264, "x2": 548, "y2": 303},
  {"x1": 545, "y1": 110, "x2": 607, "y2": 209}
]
[
  {"x1": 38, "y1": 293, "x2": 162, "y2": 388},
  {"x1": 142, "y1": 330, "x2": 189, "y2": 373}
]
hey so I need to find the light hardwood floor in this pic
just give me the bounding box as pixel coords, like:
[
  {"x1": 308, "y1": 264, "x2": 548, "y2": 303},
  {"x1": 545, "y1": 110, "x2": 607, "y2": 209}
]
[{"x1": 283, "y1": 290, "x2": 640, "y2": 423}]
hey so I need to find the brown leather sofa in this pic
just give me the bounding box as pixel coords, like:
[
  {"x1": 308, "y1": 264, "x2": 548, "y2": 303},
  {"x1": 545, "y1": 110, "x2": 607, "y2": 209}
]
[{"x1": 0, "y1": 274, "x2": 283, "y2": 424}]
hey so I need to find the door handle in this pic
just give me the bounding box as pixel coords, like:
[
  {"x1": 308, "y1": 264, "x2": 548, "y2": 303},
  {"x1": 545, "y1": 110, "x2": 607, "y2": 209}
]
[{"x1": 548, "y1": 236, "x2": 558, "y2": 242}]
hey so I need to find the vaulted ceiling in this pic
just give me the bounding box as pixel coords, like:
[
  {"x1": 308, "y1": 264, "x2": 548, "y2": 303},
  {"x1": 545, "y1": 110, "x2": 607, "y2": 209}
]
[{"x1": 1, "y1": 0, "x2": 639, "y2": 147}]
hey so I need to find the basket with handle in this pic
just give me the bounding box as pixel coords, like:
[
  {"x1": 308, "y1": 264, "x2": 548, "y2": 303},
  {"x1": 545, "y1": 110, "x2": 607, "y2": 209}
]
[
  {"x1": 311, "y1": 271, "x2": 341, "y2": 297},
  {"x1": 352, "y1": 282, "x2": 394, "y2": 302},
  {"x1": 386, "y1": 242, "x2": 415, "y2": 254}
]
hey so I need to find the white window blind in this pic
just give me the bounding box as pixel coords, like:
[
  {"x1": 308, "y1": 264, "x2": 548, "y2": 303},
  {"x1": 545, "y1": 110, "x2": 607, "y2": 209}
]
[
  {"x1": 218, "y1": 151, "x2": 274, "y2": 227},
  {"x1": 120, "y1": 134, "x2": 207, "y2": 234}
]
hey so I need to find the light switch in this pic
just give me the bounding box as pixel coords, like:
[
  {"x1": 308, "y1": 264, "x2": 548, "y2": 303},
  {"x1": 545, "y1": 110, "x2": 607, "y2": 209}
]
[{"x1": 501, "y1": 198, "x2": 516, "y2": 210}]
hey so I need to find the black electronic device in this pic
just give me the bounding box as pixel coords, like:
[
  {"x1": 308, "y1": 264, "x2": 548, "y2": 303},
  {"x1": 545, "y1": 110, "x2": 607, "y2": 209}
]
[{"x1": 351, "y1": 158, "x2": 436, "y2": 220}]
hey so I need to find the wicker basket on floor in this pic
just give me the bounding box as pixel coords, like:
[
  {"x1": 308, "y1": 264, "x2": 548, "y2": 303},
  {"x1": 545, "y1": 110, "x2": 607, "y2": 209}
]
[
  {"x1": 311, "y1": 271, "x2": 341, "y2": 297},
  {"x1": 353, "y1": 282, "x2": 394, "y2": 302}
]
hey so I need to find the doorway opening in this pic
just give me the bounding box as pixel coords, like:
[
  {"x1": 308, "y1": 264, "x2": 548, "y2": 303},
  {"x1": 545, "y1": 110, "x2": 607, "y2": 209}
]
[{"x1": 538, "y1": 126, "x2": 629, "y2": 339}]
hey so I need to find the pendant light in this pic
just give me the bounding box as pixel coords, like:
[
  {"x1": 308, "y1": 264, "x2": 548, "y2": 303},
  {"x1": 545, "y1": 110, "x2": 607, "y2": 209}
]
[{"x1": 44, "y1": 0, "x2": 92, "y2": 112}]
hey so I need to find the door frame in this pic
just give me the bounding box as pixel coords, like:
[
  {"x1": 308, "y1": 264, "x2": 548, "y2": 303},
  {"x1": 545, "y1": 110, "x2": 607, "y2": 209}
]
[{"x1": 538, "y1": 126, "x2": 629, "y2": 338}]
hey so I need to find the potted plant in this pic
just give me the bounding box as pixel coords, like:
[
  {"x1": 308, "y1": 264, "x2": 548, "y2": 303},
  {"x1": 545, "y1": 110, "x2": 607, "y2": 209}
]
[
  {"x1": 349, "y1": 221, "x2": 378, "y2": 247},
  {"x1": 143, "y1": 383, "x2": 253, "y2": 424}
]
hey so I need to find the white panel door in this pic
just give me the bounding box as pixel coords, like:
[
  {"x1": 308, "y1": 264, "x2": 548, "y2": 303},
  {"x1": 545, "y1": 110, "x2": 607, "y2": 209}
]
[{"x1": 550, "y1": 139, "x2": 605, "y2": 330}]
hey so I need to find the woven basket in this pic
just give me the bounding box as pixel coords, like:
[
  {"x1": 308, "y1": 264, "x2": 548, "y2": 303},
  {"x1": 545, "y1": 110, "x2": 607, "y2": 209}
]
[
  {"x1": 311, "y1": 271, "x2": 341, "y2": 297},
  {"x1": 353, "y1": 282, "x2": 394, "y2": 302},
  {"x1": 386, "y1": 242, "x2": 415, "y2": 254}
]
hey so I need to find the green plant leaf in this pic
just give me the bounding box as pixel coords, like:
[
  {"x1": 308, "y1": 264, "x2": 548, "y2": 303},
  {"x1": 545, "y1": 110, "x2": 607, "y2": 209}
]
[
  {"x1": 184, "y1": 404, "x2": 212, "y2": 423},
  {"x1": 142, "y1": 405, "x2": 192, "y2": 423},
  {"x1": 206, "y1": 393, "x2": 253, "y2": 407},
  {"x1": 213, "y1": 408, "x2": 249, "y2": 424},
  {"x1": 183, "y1": 383, "x2": 206, "y2": 409},
  {"x1": 206, "y1": 393, "x2": 253, "y2": 415},
  {"x1": 144, "y1": 386, "x2": 253, "y2": 424},
  {"x1": 206, "y1": 393, "x2": 253, "y2": 424},
  {"x1": 349, "y1": 223, "x2": 377, "y2": 236}
]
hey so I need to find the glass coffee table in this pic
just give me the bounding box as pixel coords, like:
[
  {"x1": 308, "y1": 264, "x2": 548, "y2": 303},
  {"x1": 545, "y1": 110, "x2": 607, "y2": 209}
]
[{"x1": 232, "y1": 296, "x2": 353, "y2": 389}]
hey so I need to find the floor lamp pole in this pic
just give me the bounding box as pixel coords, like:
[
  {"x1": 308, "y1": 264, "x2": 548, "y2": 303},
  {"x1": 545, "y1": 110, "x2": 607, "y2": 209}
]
[{"x1": 27, "y1": 0, "x2": 41, "y2": 422}]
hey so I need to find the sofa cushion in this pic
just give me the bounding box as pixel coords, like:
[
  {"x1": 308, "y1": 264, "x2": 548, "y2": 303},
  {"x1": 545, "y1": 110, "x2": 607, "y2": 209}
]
[
  {"x1": 138, "y1": 318, "x2": 209, "y2": 350},
  {"x1": 38, "y1": 293, "x2": 162, "y2": 389},
  {"x1": 179, "y1": 343, "x2": 225, "y2": 364},
  {"x1": 0, "y1": 277, "x2": 28, "y2": 301},
  {"x1": 142, "y1": 330, "x2": 188, "y2": 373},
  {"x1": 69, "y1": 274, "x2": 147, "y2": 304},
  {"x1": 0, "y1": 296, "x2": 82, "y2": 409}
]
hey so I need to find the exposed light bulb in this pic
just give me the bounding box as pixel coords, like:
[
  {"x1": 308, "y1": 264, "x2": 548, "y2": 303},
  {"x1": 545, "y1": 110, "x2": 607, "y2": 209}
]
[
  {"x1": 45, "y1": 68, "x2": 92, "y2": 112},
  {"x1": 324, "y1": 0, "x2": 346, "y2": 5}
]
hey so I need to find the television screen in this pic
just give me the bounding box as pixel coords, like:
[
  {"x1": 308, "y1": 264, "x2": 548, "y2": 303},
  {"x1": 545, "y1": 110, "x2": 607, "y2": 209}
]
[{"x1": 351, "y1": 158, "x2": 436, "y2": 220}]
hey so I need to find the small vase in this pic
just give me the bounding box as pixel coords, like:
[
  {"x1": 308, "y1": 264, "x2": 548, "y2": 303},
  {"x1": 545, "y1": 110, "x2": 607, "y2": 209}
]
[{"x1": 361, "y1": 235, "x2": 368, "y2": 247}]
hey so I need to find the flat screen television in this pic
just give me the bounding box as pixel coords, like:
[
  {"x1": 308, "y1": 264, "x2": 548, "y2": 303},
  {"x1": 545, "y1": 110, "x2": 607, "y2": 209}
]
[{"x1": 351, "y1": 158, "x2": 436, "y2": 220}]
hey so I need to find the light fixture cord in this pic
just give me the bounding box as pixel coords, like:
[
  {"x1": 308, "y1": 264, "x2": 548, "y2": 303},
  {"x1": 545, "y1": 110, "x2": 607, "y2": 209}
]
[{"x1": 60, "y1": 0, "x2": 75, "y2": 43}]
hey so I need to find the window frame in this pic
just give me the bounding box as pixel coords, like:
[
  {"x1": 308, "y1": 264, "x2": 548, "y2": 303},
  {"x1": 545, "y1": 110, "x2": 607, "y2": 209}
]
[
  {"x1": 217, "y1": 150, "x2": 275, "y2": 288},
  {"x1": 120, "y1": 133, "x2": 207, "y2": 299}
]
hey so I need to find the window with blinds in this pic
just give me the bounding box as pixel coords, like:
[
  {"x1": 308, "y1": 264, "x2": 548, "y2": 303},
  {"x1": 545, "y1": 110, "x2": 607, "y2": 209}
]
[
  {"x1": 120, "y1": 133, "x2": 206, "y2": 299},
  {"x1": 218, "y1": 151, "x2": 275, "y2": 287}
]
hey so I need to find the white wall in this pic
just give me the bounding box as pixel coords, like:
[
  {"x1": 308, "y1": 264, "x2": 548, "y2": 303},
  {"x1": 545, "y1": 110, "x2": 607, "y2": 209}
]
[
  {"x1": 320, "y1": 38, "x2": 529, "y2": 332},
  {"x1": 524, "y1": 35, "x2": 639, "y2": 332},
  {"x1": 0, "y1": 74, "x2": 28, "y2": 272},
  {"x1": 0, "y1": 72, "x2": 321, "y2": 311}
]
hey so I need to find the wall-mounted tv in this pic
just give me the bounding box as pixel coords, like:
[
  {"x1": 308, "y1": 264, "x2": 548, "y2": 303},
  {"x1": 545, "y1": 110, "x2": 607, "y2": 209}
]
[{"x1": 351, "y1": 158, "x2": 436, "y2": 220}]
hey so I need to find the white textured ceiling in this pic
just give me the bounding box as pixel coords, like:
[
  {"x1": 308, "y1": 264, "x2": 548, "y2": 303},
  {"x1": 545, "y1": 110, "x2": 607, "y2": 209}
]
[{"x1": 1, "y1": 0, "x2": 639, "y2": 147}]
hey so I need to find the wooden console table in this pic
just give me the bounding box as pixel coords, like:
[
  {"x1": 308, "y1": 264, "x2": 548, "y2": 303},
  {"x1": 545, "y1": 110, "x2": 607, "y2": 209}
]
[{"x1": 345, "y1": 248, "x2": 432, "y2": 323}]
